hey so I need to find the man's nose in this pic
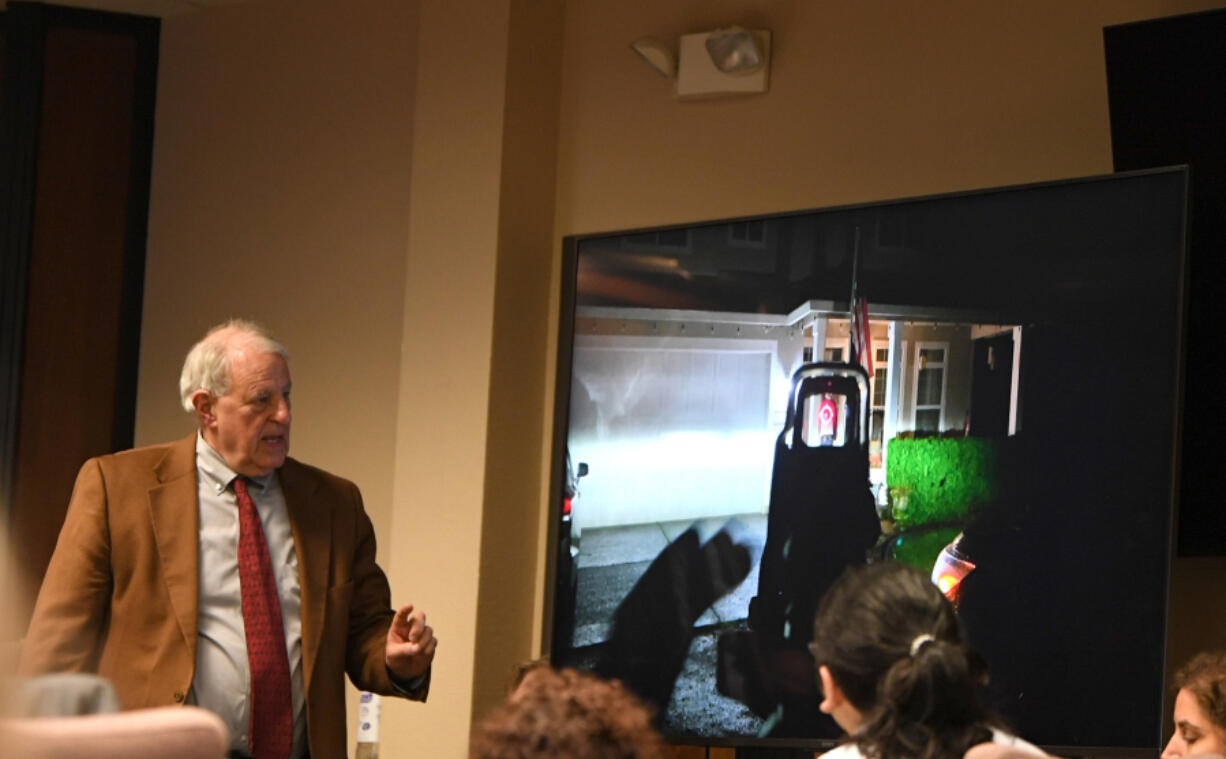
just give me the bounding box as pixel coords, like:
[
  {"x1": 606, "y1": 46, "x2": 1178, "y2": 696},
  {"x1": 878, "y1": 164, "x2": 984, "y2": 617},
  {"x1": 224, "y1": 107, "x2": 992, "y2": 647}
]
[
  {"x1": 273, "y1": 396, "x2": 291, "y2": 424},
  {"x1": 1161, "y1": 733, "x2": 1181, "y2": 759}
]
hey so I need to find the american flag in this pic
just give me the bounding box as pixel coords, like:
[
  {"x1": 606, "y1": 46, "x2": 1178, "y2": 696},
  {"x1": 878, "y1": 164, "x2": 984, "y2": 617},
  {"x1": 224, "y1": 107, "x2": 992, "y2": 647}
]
[
  {"x1": 847, "y1": 227, "x2": 872, "y2": 376},
  {"x1": 850, "y1": 295, "x2": 873, "y2": 377}
]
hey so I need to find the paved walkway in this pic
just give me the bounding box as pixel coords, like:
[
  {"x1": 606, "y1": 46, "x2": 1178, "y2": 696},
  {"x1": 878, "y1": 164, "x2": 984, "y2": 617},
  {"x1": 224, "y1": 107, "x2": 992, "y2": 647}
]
[{"x1": 572, "y1": 513, "x2": 767, "y2": 648}]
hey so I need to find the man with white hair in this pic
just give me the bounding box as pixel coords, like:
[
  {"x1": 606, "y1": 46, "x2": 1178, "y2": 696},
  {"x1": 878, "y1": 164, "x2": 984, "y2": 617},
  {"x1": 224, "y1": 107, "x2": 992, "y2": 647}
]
[{"x1": 19, "y1": 319, "x2": 435, "y2": 759}]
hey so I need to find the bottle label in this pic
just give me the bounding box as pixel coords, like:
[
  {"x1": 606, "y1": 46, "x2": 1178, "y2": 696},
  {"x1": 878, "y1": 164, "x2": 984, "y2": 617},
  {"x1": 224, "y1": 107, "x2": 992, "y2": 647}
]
[{"x1": 357, "y1": 691, "x2": 382, "y2": 743}]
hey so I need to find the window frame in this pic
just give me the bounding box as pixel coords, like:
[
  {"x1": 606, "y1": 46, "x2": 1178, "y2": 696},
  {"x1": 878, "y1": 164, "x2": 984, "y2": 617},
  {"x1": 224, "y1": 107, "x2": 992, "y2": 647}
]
[{"x1": 910, "y1": 340, "x2": 948, "y2": 433}]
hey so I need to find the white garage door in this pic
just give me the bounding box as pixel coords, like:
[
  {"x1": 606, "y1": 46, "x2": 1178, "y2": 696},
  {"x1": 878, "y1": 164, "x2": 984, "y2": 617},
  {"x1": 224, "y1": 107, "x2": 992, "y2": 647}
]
[{"x1": 568, "y1": 346, "x2": 774, "y2": 530}]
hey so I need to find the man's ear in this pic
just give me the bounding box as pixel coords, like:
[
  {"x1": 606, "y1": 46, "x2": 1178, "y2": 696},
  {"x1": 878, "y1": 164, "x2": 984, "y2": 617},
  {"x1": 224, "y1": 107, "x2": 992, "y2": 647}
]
[
  {"x1": 818, "y1": 664, "x2": 844, "y2": 715},
  {"x1": 191, "y1": 389, "x2": 216, "y2": 428}
]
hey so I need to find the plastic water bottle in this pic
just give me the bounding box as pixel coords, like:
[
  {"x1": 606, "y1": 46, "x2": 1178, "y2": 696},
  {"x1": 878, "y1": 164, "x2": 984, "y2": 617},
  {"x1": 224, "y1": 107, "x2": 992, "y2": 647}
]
[{"x1": 354, "y1": 692, "x2": 382, "y2": 759}]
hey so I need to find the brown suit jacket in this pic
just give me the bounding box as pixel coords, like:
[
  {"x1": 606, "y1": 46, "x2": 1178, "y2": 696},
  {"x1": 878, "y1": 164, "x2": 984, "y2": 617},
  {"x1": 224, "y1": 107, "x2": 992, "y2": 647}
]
[{"x1": 18, "y1": 434, "x2": 425, "y2": 759}]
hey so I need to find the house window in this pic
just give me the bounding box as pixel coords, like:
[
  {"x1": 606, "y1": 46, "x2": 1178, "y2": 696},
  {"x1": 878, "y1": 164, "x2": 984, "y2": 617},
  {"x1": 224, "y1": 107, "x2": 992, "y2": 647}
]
[
  {"x1": 912, "y1": 342, "x2": 948, "y2": 433},
  {"x1": 824, "y1": 346, "x2": 843, "y2": 362},
  {"x1": 870, "y1": 344, "x2": 890, "y2": 445},
  {"x1": 728, "y1": 220, "x2": 767, "y2": 247},
  {"x1": 623, "y1": 229, "x2": 690, "y2": 252}
]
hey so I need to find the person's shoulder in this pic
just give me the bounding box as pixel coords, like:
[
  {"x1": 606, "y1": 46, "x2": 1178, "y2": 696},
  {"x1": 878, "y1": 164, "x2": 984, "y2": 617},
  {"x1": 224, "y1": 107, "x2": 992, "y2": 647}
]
[
  {"x1": 104, "y1": 438, "x2": 184, "y2": 460},
  {"x1": 818, "y1": 741, "x2": 864, "y2": 759},
  {"x1": 279, "y1": 457, "x2": 359, "y2": 495},
  {"x1": 987, "y1": 727, "x2": 1046, "y2": 755},
  {"x1": 90, "y1": 435, "x2": 194, "y2": 475}
]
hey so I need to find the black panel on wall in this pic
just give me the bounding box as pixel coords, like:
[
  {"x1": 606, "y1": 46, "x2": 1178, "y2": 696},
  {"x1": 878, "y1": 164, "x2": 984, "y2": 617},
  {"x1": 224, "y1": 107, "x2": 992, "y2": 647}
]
[{"x1": 1105, "y1": 9, "x2": 1226, "y2": 557}]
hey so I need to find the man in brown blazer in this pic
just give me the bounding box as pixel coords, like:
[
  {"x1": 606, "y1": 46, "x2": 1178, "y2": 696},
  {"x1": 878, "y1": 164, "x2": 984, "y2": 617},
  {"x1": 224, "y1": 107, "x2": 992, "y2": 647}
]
[{"x1": 19, "y1": 320, "x2": 436, "y2": 759}]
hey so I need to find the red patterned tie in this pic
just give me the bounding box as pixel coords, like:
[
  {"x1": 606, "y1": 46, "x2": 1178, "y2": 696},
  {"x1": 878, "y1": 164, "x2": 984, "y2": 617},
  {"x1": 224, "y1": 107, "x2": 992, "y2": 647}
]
[{"x1": 234, "y1": 477, "x2": 293, "y2": 759}]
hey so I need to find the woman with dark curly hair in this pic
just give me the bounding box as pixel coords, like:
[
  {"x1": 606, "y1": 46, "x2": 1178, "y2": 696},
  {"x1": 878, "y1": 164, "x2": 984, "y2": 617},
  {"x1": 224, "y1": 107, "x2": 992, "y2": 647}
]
[
  {"x1": 1163, "y1": 651, "x2": 1226, "y2": 759},
  {"x1": 469, "y1": 666, "x2": 665, "y2": 759},
  {"x1": 808, "y1": 561, "x2": 1042, "y2": 759}
]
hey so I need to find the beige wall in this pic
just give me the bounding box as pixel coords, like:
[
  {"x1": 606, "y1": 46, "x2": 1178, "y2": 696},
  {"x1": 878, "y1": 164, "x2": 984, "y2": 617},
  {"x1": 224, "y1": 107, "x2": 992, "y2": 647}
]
[
  {"x1": 140, "y1": 0, "x2": 418, "y2": 536},
  {"x1": 383, "y1": 0, "x2": 561, "y2": 751},
  {"x1": 134, "y1": 0, "x2": 1225, "y2": 756},
  {"x1": 470, "y1": 0, "x2": 566, "y2": 721},
  {"x1": 553, "y1": 0, "x2": 1225, "y2": 235}
]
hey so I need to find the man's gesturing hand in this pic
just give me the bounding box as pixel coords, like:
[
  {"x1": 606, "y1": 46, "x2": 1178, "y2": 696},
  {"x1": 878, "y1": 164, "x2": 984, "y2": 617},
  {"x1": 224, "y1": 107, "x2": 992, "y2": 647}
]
[{"x1": 385, "y1": 604, "x2": 437, "y2": 682}]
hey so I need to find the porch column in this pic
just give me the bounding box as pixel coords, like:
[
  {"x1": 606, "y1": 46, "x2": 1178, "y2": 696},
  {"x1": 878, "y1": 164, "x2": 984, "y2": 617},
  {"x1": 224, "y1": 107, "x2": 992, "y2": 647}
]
[
  {"x1": 810, "y1": 314, "x2": 828, "y2": 362},
  {"x1": 883, "y1": 320, "x2": 904, "y2": 466}
]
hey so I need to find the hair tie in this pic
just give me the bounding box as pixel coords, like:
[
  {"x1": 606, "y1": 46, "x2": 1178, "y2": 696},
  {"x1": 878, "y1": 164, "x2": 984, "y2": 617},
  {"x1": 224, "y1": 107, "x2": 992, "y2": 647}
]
[{"x1": 909, "y1": 634, "x2": 936, "y2": 657}]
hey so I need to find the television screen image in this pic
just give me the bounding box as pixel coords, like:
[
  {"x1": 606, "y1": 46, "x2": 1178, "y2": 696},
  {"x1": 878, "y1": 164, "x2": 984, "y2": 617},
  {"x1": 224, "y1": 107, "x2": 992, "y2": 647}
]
[{"x1": 548, "y1": 168, "x2": 1187, "y2": 754}]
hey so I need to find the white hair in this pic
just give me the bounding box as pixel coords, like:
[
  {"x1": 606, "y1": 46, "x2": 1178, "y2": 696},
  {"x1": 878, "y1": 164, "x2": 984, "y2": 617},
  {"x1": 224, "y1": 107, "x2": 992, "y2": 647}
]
[{"x1": 179, "y1": 319, "x2": 289, "y2": 412}]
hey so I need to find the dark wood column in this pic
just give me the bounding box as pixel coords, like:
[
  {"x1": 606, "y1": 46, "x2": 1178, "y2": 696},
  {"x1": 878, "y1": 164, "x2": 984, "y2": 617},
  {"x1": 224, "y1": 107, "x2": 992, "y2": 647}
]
[{"x1": 0, "y1": 2, "x2": 158, "y2": 622}]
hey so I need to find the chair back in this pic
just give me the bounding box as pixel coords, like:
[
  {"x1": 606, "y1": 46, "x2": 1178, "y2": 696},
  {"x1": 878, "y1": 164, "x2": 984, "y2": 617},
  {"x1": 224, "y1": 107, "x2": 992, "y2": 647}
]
[{"x1": 0, "y1": 705, "x2": 228, "y2": 759}]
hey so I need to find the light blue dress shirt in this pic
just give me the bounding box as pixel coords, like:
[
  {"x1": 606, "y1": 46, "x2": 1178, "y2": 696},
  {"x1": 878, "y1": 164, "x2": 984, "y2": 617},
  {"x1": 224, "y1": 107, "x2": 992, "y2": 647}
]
[{"x1": 188, "y1": 434, "x2": 307, "y2": 758}]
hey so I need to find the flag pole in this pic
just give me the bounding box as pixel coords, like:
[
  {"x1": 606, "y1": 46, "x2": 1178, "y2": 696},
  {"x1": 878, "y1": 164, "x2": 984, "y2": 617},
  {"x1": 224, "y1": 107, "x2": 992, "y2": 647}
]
[
  {"x1": 850, "y1": 225, "x2": 861, "y2": 314},
  {"x1": 849, "y1": 226, "x2": 861, "y2": 361},
  {"x1": 848, "y1": 227, "x2": 873, "y2": 377}
]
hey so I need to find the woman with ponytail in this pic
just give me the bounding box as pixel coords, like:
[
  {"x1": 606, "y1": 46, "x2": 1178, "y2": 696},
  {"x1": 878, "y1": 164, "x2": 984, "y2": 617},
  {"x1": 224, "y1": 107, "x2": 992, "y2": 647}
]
[{"x1": 808, "y1": 561, "x2": 1043, "y2": 759}]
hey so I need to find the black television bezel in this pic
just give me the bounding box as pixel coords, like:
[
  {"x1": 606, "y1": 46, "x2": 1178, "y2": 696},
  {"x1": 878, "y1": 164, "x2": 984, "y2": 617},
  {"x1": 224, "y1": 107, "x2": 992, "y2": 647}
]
[{"x1": 544, "y1": 165, "x2": 1189, "y2": 757}]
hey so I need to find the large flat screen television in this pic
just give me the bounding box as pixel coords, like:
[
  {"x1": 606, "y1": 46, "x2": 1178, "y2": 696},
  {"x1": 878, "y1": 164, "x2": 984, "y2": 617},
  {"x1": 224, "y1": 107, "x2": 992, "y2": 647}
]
[{"x1": 547, "y1": 167, "x2": 1187, "y2": 755}]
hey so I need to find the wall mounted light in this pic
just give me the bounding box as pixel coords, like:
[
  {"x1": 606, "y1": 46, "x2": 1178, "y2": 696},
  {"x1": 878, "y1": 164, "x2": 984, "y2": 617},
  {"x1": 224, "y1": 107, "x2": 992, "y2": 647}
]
[
  {"x1": 704, "y1": 26, "x2": 765, "y2": 74},
  {"x1": 630, "y1": 37, "x2": 676, "y2": 78},
  {"x1": 630, "y1": 26, "x2": 772, "y2": 100}
]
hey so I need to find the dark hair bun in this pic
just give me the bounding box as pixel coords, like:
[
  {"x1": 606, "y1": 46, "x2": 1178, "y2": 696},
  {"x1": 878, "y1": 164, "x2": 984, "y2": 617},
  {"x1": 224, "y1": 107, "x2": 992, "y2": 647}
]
[{"x1": 810, "y1": 562, "x2": 999, "y2": 759}]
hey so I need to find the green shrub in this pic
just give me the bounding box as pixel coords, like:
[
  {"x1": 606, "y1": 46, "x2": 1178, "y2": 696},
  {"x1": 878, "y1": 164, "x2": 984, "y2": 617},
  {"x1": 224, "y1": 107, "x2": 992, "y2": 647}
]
[
  {"x1": 886, "y1": 437, "x2": 997, "y2": 529},
  {"x1": 890, "y1": 526, "x2": 963, "y2": 572}
]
